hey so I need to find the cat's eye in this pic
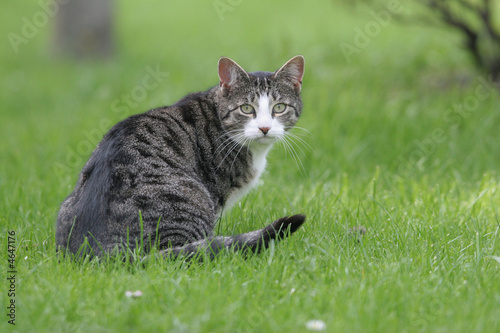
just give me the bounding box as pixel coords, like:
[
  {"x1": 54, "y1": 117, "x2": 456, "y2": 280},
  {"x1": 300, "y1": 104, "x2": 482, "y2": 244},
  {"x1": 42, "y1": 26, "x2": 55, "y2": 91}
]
[
  {"x1": 273, "y1": 103, "x2": 287, "y2": 114},
  {"x1": 240, "y1": 104, "x2": 255, "y2": 115}
]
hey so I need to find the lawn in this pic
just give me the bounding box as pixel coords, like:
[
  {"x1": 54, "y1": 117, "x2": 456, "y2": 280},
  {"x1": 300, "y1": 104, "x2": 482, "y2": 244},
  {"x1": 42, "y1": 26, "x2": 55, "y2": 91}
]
[{"x1": 1, "y1": 0, "x2": 499, "y2": 332}]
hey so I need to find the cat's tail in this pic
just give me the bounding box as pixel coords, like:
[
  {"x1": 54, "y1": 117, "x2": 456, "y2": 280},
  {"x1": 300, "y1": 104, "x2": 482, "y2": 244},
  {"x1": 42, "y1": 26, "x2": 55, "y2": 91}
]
[{"x1": 155, "y1": 214, "x2": 305, "y2": 261}]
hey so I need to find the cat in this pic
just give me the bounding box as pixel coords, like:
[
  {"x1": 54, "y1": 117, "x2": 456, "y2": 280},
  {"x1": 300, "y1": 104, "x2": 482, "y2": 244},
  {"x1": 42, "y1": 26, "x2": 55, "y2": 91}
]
[{"x1": 56, "y1": 55, "x2": 306, "y2": 260}]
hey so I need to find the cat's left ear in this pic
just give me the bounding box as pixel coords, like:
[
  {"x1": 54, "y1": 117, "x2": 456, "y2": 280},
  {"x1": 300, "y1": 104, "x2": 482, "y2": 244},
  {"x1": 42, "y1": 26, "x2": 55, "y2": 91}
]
[{"x1": 274, "y1": 55, "x2": 305, "y2": 94}]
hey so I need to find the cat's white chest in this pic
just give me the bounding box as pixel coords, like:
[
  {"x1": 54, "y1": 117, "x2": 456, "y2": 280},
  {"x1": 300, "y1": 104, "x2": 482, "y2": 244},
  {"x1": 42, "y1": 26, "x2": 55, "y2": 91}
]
[{"x1": 222, "y1": 144, "x2": 272, "y2": 214}]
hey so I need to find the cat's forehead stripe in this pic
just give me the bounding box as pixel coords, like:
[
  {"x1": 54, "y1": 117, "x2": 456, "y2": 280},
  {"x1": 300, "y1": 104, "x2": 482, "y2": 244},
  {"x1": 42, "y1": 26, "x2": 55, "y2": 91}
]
[
  {"x1": 255, "y1": 76, "x2": 271, "y2": 91},
  {"x1": 250, "y1": 76, "x2": 275, "y2": 101}
]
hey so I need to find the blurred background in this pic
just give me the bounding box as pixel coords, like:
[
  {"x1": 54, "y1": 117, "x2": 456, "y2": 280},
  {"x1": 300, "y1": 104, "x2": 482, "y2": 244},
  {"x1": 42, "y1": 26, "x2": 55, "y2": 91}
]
[{"x1": 1, "y1": 0, "x2": 499, "y2": 225}]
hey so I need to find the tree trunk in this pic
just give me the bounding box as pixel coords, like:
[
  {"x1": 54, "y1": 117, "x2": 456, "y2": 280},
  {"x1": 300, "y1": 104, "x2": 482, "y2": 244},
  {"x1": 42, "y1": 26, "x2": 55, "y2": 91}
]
[{"x1": 55, "y1": 0, "x2": 114, "y2": 59}]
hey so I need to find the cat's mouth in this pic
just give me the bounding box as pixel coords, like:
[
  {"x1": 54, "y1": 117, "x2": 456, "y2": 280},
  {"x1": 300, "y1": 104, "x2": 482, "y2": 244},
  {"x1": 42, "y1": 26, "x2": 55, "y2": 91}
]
[
  {"x1": 238, "y1": 130, "x2": 282, "y2": 146},
  {"x1": 251, "y1": 135, "x2": 279, "y2": 145}
]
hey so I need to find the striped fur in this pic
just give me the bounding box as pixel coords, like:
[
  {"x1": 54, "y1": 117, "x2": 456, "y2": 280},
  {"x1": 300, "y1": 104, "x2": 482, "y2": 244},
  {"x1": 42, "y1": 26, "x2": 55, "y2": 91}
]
[{"x1": 56, "y1": 56, "x2": 306, "y2": 259}]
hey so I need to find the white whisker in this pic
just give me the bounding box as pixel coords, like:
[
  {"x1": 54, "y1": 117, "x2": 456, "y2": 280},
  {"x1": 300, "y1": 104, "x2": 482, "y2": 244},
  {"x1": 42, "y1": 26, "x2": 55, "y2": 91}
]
[
  {"x1": 284, "y1": 132, "x2": 313, "y2": 152},
  {"x1": 230, "y1": 137, "x2": 250, "y2": 172},
  {"x1": 214, "y1": 132, "x2": 245, "y2": 158},
  {"x1": 278, "y1": 133, "x2": 308, "y2": 176},
  {"x1": 291, "y1": 126, "x2": 312, "y2": 135},
  {"x1": 216, "y1": 132, "x2": 248, "y2": 171}
]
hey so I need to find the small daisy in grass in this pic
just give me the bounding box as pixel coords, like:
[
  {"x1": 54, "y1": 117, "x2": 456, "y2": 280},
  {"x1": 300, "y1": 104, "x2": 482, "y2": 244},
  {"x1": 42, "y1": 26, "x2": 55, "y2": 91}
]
[
  {"x1": 306, "y1": 319, "x2": 326, "y2": 331},
  {"x1": 125, "y1": 290, "x2": 143, "y2": 298}
]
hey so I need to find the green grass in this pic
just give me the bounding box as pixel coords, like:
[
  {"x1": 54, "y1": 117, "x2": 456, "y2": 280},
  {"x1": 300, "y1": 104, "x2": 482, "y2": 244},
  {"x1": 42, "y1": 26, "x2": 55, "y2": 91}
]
[{"x1": 1, "y1": 0, "x2": 500, "y2": 332}]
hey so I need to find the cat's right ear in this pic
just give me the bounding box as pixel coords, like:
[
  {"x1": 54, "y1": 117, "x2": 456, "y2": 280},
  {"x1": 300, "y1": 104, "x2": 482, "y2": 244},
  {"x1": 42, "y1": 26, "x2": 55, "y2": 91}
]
[{"x1": 218, "y1": 57, "x2": 249, "y2": 93}]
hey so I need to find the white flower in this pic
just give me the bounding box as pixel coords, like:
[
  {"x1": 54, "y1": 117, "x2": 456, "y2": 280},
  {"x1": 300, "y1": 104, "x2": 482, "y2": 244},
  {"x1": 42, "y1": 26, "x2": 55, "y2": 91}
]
[
  {"x1": 306, "y1": 320, "x2": 326, "y2": 331},
  {"x1": 125, "y1": 290, "x2": 143, "y2": 298}
]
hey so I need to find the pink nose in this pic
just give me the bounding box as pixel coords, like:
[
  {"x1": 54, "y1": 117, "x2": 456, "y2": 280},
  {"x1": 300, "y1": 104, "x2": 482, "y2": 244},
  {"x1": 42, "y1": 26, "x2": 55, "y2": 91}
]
[{"x1": 259, "y1": 127, "x2": 270, "y2": 135}]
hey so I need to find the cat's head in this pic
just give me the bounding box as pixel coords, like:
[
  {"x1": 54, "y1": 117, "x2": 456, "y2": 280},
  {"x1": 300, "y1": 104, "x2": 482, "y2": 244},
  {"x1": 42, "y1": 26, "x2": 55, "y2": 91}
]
[{"x1": 215, "y1": 56, "x2": 305, "y2": 146}]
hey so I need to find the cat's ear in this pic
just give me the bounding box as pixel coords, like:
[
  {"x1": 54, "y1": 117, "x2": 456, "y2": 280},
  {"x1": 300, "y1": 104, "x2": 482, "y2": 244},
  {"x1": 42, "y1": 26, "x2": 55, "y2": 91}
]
[
  {"x1": 274, "y1": 55, "x2": 305, "y2": 94},
  {"x1": 218, "y1": 57, "x2": 250, "y2": 93}
]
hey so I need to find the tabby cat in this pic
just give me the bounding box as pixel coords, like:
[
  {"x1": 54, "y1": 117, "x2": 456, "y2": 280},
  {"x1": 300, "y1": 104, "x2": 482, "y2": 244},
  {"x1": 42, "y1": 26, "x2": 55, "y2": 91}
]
[{"x1": 56, "y1": 55, "x2": 306, "y2": 259}]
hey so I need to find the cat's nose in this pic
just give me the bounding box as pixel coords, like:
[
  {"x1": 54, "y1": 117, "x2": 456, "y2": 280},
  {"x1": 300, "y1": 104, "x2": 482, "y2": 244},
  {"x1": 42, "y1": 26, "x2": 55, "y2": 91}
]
[{"x1": 259, "y1": 127, "x2": 271, "y2": 135}]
